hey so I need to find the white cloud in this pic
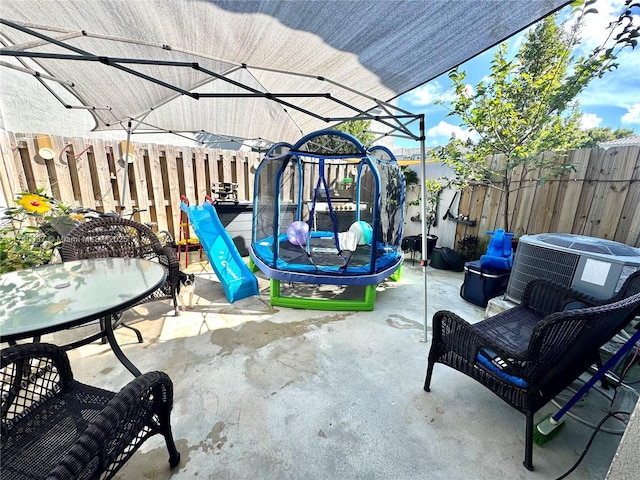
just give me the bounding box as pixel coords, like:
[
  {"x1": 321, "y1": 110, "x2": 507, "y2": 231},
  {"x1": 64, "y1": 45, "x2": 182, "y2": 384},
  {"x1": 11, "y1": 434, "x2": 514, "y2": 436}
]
[
  {"x1": 621, "y1": 104, "x2": 640, "y2": 125},
  {"x1": 404, "y1": 81, "x2": 456, "y2": 107},
  {"x1": 562, "y1": 0, "x2": 640, "y2": 106},
  {"x1": 573, "y1": 0, "x2": 621, "y2": 51},
  {"x1": 427, "y1": 121, "x2": 478, "y2": 142},
  {"x1": 575, "y1": 34, "x2": 639, "y2": 118},
  {"x1": 579, "y1": 113, "x2": 602, "y2": 129},
  {"x1": 462, "y1": 84, "x2": 474, "y2": 98}
]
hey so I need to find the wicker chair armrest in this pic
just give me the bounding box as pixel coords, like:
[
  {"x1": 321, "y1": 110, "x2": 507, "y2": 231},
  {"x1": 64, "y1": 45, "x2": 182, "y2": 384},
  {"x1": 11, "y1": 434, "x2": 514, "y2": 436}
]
[
  {"x1": 521, "y1": 279, "x2": 599, "y2": 316},
  {"x1": 1, "y1": 343, "x2": 74, "y2": 430},
  {"x1": 47, "y1": 371, "x2": 174, "y2": 480},
  {"x1": 160, "y1": 244, "x2": 180, "y2": 285},
  {"x1": 1, "y1": 342, "x2": 72, "y2": 377},
  {"x1": 433, "y1": 310, "x2": 522, "y2": 361}
]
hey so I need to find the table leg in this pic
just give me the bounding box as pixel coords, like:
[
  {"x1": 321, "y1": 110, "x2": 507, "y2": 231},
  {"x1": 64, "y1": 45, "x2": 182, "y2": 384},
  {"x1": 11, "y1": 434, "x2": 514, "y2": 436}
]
[{"x1": 104, "y1": 315, "x2": 142, "y2": 377}]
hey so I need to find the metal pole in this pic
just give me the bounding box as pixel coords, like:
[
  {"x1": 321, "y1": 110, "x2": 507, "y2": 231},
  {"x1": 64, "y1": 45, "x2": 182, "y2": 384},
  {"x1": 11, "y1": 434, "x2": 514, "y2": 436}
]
[
  {"x1": 121, "y1": 121, "x2": 133, "y2": 213},
  {"x1": 419, "y1": 115, "x2": 428, "y2": 343}
]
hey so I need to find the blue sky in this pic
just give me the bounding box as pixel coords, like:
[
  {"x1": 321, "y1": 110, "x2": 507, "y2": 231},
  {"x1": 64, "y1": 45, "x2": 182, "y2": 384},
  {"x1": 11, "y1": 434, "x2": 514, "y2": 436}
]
[{"x1": 393, "y1": 0, "x2": 640, "y2": 149}]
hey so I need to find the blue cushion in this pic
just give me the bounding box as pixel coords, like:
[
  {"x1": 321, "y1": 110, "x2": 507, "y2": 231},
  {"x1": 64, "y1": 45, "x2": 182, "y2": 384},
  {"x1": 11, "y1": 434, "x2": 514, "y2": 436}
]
[
  {"x1": 477, "y1": 348, "x2": 529, "y2": 387},
  {"x1": 563, "y1": 301, "x2": 589, "y2": 311}
]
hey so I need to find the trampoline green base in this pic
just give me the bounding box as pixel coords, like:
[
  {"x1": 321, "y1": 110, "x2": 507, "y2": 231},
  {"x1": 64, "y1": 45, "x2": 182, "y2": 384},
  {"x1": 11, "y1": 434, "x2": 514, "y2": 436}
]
[
  {"x1": 270, "y1": 279, "x2": 377, "y2": 311},
  {"x1": 269, "y1": 264, "x2": 401, "y2": 311}
]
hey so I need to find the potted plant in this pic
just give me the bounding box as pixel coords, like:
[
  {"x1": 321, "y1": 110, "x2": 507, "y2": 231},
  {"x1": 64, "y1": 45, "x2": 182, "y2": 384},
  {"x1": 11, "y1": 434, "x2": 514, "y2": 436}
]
[
  {"x1": 456, "y1": 234, "x2": 480, "y2": 263},
  {"x1": 424, "y1": 178, "x2": 443, "y2": 258}
]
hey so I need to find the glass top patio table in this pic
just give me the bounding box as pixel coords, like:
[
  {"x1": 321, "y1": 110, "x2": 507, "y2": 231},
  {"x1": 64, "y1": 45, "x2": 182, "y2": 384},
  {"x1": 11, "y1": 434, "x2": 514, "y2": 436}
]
[{"x1": 0, "y1": 258, "x2": 166, "y2": 375}]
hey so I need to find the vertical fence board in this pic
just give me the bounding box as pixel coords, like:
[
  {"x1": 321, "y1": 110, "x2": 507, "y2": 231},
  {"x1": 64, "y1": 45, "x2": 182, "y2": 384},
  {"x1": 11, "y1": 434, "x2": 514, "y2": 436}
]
[
  {"x1": 45, "y1": 136, "x2": 73, "y2": 204},
  {"x1": 235, "y1": 152, "x2": 247, "y2": 201},
  {"x1": 181, "y1": 147, "x2": 196, "y2": 202},
  {"x1": 194, "y1": 148, "x2": 208, "y2": 204},
  {"x1": 621, "y1": 176, "x2": 640, "y2": 246},
  {"x1": 478, "y1": 183, "x2": 501, "y2": 235},
  {"x1": 594, "y1": 147, "x2": 637, "y2": 240},
  {"x1": 221, "y1": 151, "x2": 234, "y2": 185},
  {"x1": 506, "y1": 164, "x2": 524, "y2": 232},
  {"x1": 455, "y1": 185, "x2": 474, "y2": 239},
  {"x1": 511, "y1": 164, "x2": 538, "y2": 236},
  {"x1": 23, "y1": 136, "x2": 51, "y2": 195},
  {"x1": 127, "y1": 143, "x2": 150, "y2": 224},
  {"x1": 572, "y1": 149, "x2": 604, "y2": 234},
  {"x1": 466, "y1": 184, "x2": 486, "y2": 238},
  {"x1": 91, "y1": 139, "x2": 117, "y2": 212},
  {"x1": 0, "y1": 131, "x2": 21, "y2": 203},
  {"x1": 69, "y1": 137, "x2": 96, "y2": 207},
  {"x1": 147, "y1": 144, "x2": 169, "y2": 231},
  {"x1": 529, "y1": 153, "x2": 562, "y2": 235},
  {"x1": 550, "y1": 149, "x2": 591, "y2": 233},
  {"x1": 583, "y1": 148, "x2": 619, "y2": 237},
  {"x1": 613, "y1": 147, "x2": 640, "y2": 245},
  {"x1": 208, "y1": 150, "x2": 221, "y2": 193},
  {"x1": 164, "y1": 145, "x2": 183, "y2": 238},
  {"x1": 506, "y1": 164, "x2": 526, "y2": 235},
  {"x1": 107, "y1": 140, "x2": 127, "y2": 210}
]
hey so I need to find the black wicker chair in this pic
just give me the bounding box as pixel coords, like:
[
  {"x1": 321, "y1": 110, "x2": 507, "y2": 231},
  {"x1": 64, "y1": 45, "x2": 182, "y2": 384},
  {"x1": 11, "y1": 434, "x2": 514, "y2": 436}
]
[
  {"x1": 1, "y1": 342, "x2": 180, "y2": 479},
  {"x1": 60, "y1": 217, "x2": 180, "y2": 343},
  {"x1": 424, "y1": 272, "x2": 640, "y2": 471}
]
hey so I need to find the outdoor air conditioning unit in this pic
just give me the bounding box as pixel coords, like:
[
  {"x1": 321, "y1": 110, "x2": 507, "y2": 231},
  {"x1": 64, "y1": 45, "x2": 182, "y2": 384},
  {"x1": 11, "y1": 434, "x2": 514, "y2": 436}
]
[{"x1": 505, "y1": 233, "x2": 640, "y2": 303}]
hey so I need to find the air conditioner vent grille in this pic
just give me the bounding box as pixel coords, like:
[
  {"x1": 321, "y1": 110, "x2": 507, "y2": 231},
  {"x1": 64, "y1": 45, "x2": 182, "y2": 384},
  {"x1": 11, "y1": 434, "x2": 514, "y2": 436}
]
[
  {"x1": 538, "y1": 233, "x2": 638, "y2": 256},
  {"x1": 506, "y1": 243, "x2": 579, "y2": 302}
]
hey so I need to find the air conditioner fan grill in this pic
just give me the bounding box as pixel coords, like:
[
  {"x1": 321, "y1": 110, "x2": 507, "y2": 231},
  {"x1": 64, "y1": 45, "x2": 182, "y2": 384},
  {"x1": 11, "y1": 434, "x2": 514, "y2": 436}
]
[{"x1": 506, "y1": 243, "x2": 579, "y2": 301}]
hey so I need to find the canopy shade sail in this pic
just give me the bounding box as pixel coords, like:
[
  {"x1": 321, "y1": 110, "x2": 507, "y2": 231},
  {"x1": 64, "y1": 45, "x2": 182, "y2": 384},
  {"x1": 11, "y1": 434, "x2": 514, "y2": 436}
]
[{"x1": 0, "y1": 0, "x2": 571, "y2": 146}]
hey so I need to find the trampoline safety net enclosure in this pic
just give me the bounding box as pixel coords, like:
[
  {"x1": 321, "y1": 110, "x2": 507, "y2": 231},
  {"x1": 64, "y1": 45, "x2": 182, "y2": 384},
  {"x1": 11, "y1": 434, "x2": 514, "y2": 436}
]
[{"x1": 250, "y1": 129, "x2": 405, "y2": 290}]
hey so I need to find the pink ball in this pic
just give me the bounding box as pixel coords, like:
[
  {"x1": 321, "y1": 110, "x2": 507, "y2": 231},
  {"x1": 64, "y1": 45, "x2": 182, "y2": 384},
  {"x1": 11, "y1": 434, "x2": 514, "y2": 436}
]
[{"x1": 287, "y1": 221, "x2": 309, "y2": 246}]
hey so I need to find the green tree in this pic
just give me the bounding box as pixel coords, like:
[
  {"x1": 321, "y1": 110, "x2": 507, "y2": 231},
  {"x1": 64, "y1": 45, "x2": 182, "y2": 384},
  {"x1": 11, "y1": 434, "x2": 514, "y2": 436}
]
[
  {"x1": 438, "y1": 0, "x2": 639, "y2": 232},
  {"x1": 335, "y1": 120, "x2": 375, "y2": 146},
  {"x1": 574, "y1": 126, "x2": 636, "y2": 149}
]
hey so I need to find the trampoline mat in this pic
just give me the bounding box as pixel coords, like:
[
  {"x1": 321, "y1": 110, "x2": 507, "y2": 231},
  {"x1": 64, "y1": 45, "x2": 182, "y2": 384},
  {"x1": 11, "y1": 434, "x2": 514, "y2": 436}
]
[{"x1": 279, "y1": 236, "x2": 376, "y2": 267}]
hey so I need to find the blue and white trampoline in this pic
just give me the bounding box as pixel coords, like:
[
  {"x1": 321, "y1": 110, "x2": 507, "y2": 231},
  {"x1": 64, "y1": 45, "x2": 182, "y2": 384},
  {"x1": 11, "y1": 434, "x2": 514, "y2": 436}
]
[{"x1": 250, "y1": 129, "x2": 405, "y2": 310}]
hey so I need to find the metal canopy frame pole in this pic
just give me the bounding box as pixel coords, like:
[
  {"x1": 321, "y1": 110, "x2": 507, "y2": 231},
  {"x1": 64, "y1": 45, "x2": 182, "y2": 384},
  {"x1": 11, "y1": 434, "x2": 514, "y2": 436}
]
[
  {"x1": 120, "y1": 120, "x2": 133, "y2": 213},
  {"x1": 1, "y1": 19, "x2": 421, "y2": 144},
  {"x1": 419, "y1": 115, "x2": 428, "y2": 343}
]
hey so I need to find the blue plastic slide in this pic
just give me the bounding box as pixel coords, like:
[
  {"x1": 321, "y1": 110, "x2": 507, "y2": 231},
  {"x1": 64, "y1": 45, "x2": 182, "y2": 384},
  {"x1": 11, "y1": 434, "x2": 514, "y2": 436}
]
[{"x1": 180, "y1": 201, "x2": 259, "y2": 303}]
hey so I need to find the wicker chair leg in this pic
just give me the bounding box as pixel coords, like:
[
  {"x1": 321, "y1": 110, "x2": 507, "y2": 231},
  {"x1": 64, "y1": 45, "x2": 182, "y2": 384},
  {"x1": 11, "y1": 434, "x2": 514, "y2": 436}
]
[
  {"x1": 164, "y1": 423, "x2": 181, "y2": 468},
  {"x1": 524, "y1": 411, "x2": 534, "y2": 471},
  {"x1": 157, "y1": 398, "x2": 181, "y2": 468},
  {"x1": 424, "y1": 360, "x2": 435, "y2": 392}
]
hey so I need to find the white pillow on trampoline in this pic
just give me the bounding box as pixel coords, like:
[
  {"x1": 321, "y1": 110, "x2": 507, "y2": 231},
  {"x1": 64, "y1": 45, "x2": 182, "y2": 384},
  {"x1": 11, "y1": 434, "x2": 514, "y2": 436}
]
[{"x1": 338, "y1": 231, "x2": 358, "y2": 252}]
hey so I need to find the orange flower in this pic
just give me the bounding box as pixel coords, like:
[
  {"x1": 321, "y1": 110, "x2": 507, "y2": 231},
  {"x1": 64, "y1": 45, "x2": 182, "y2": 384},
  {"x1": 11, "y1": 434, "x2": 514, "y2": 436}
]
[{"x1": 17, "y1": 194, "x2": 51, "y2": 214}]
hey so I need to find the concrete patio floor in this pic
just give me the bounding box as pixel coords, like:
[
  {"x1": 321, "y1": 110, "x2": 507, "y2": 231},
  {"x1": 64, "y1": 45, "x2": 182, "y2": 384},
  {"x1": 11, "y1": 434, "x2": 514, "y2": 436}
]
[{"x1": 45, "y1": 253, "x2": 631, "y2": 479}]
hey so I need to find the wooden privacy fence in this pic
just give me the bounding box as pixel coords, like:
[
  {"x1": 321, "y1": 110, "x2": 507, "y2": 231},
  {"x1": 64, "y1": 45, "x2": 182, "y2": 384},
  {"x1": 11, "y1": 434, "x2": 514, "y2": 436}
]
[
  {"x1": 453, "y1": 146, "x2": 640, "y2": 248},
  {"x1": 0, "y1": 131, "x2": 262, "y2": 239},
  {"x1": 3, "y1": 131, "x2": 639, "y2": 250}
]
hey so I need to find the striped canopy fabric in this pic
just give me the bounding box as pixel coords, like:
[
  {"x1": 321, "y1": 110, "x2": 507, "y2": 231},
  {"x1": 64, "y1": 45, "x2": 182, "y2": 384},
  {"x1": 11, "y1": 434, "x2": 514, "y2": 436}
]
[{"x1": 0, "y1": 0, "x2": 570, "y2": 145}]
